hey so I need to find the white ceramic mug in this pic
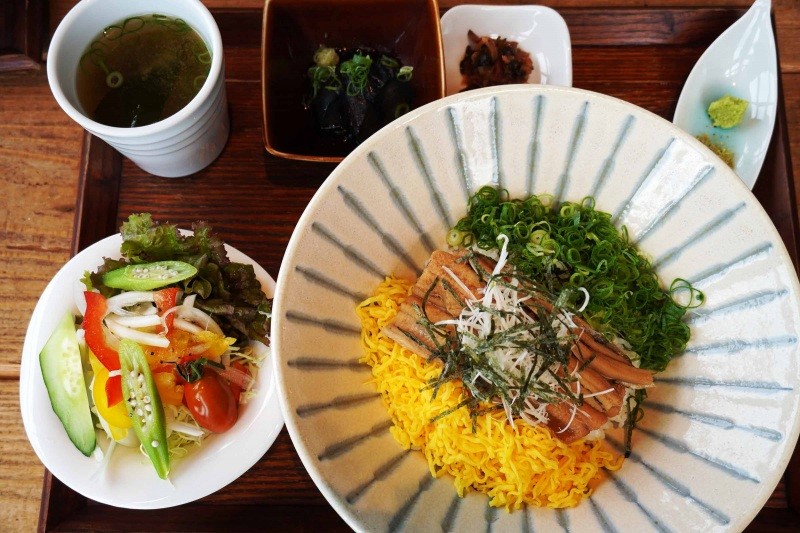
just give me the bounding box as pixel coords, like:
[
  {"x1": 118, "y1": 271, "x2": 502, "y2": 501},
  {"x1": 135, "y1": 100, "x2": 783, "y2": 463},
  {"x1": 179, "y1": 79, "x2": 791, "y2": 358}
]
[{"x1": 47, "y1": 0, "x2": 229, "y2": 177}]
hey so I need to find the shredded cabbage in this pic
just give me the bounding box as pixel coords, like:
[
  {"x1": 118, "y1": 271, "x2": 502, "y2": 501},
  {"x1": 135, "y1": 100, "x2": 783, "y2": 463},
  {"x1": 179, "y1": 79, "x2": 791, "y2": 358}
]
[
  {"x1": 164, "y1": 404, "x2": 207, "y2": 459},
  {"x1": 229, "y1": 342, "x2": 268, "y2": 405}
]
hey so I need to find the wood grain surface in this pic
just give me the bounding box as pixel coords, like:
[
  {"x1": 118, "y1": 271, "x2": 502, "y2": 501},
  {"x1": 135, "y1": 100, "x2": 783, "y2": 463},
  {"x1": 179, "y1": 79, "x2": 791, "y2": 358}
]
[
  {"x1": 0, "y1": 67, "x2": 82, "y2": 532},
  {"x1": 1, "y1": 1, "x2": 798, "y2": 532}
]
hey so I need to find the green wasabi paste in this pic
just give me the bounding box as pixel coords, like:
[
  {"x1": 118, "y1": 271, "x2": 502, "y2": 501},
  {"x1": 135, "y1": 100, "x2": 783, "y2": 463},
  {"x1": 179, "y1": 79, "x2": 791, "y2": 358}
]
[{"x1": 708, "y1": 94, "x2": 748, "y2": 129}]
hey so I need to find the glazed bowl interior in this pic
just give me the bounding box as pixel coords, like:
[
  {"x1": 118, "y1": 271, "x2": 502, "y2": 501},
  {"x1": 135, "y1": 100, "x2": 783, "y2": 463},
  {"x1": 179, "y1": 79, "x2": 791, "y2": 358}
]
[
  {"x1": 262, "y1": 0, "x2": 444, "y2": 162},
  {"x1": 272, "y1": 84, "x2": 800, "y2": 531}
]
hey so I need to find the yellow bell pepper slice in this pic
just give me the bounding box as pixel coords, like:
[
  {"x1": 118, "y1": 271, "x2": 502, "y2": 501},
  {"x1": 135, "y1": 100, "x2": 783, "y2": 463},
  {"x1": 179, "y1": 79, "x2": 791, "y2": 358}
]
[
  {"x1": 193, "y1": 330, "x2": 236, "y2": 360},
  {"x1": 88, "y1": 351, "x2": 132, "y2": 434}
]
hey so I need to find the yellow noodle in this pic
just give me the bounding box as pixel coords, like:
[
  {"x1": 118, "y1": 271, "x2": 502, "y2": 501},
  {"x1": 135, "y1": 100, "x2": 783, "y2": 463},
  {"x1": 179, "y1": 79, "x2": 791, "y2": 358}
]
[{"x1": 357, "y1": 277, "x2": 623, "y2": 510}]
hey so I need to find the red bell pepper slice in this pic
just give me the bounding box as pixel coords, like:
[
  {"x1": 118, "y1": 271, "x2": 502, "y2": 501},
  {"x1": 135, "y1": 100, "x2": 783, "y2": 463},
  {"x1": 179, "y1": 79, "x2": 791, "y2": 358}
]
[
  {"x1": 154, "y1": 287, "x2": 179, "y2": 332},
  {"x1": 105, "y1": 375, "x2": 123, "y2": 407},
  {"x1": 83, "y1": 291, "x2": 123, "y2": 407}
]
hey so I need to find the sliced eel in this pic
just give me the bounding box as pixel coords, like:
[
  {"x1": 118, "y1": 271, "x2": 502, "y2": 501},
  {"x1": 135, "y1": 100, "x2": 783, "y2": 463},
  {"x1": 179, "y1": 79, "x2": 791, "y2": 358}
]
[{"x1": 383, "y1": 249, "x2": 654, "y2": 442}]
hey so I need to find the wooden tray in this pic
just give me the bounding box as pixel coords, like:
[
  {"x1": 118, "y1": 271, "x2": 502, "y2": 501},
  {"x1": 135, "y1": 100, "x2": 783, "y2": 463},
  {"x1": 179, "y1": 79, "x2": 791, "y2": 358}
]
[
  {"x1": 0, "y1": 0, "x2": 47, "y2": 71},
  {"x1": 39, "y1": 6, "x2": 799, "y2": 532}
]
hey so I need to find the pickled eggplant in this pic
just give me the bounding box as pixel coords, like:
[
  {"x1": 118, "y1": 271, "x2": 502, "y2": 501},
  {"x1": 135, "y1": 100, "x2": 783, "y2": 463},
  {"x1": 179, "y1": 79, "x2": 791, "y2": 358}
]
[{"x1": 306, "y1": 46, "x2": 414, "y2": 144}]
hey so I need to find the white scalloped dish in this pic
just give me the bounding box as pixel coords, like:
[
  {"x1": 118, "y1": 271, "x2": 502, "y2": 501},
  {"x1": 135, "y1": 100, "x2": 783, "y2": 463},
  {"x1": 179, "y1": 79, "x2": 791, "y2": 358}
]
[
  {"x1": 440, "y1": 4, "x2": 572, "y2": 95},
  {"x1": 673, "y1": 0, "x2": 777, "y2": 189}
]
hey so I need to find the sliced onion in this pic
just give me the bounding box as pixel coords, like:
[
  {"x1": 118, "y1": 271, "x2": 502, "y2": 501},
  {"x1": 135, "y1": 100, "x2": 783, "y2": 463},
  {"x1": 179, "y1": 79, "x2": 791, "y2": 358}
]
[
  {"x1": 177, "y1": 306, "x2": 223, "y2": 335},
  {"x1": 103, "y1": 323, "x2": 121, "y2": 350},
  {"x1": 136, "y1": 303, "x2": 159, "y2": 315},
  {"x1": 159, "y1": 305, "x2": 182, "y2": 332},
  {"x1": 107, "y1": 291, "x2": 156, "y2": 307},
  {"x1": 492, "y1": 234, "x2": 511, "y2": 276},
  {"x1": 112, "y1": 302, "x2": 157, "y2": 316},
  {"x1": 90, "y1": 440, "x2": 115, "y2": 480},
  {"x1": 168, "y1": 421, "x2": 206, "y2": 438},
  {"x1": 105, "y1": 316, "x2": 170, "y2": 347},
  {"x1": 158, "y1": 293, "x2": 225, "y2": 337},
  {"x1": 106, "y1": 291, "x2": 156, "y2": 316},
  {"x1": 161, "y1": 305, "x2": 181, "y2": 319},
  {"x1": 210, "y1": 364, "x2": 254, "y2": 390},
  {"x1": 249, "y1": 340, "x2": 270, "y2": 358},
  {"x1": 109, "y1": 313, "x2": 163, "y2": 328},
  {"x1": 182, "y1": 294, "x2": 197, "y2": 309},
  {"x1": 75, "y1": 281, "x2": 88, "y2": 316},
  {"x1": 173, "y1": 317, "x2": 203, "y2": 334},
  {"x1": 161, "y1": 305, "x2": 181, "y2": 317},
  {"x1": 188, "y1": 342, "x2": 212, "y2": 355}
]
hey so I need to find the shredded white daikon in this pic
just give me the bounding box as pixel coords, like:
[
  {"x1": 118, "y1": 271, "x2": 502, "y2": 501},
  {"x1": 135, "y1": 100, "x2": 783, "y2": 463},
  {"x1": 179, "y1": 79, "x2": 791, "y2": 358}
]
[
  {"x1": 441, "y1": 265, "x2": 477, "y2": 300},
  {"x1": 432, "y1": 235, "x2": 612, "y2": 435},
  {"x1": 577, "y1": 287, "x2": 590, "y2": 313}
]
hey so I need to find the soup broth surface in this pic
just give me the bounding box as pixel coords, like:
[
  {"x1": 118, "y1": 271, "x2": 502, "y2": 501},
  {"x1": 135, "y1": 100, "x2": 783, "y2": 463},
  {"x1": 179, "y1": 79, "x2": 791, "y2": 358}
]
[{"x1": 76, "y1": 14, "x2": 211, "y2": 128}]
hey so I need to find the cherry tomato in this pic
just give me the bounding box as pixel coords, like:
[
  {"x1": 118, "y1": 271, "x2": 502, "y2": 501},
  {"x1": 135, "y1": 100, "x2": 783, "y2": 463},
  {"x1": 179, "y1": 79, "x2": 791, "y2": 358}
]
[{"x1": 184, "y1": 370, "x2": 238, "y2": 433}]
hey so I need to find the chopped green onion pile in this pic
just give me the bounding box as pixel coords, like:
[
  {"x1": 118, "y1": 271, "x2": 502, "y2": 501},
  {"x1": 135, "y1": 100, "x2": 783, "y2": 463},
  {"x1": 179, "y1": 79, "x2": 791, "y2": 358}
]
[
  {"x1": 339, "y1": 53, "x2": 373, "y2": 96},
  {"x1": 307, "y1": 47, "x2": 413, "y2": 100},
  {"x1": 449, "y1": 186, "x2": 703, "y2": 372}
]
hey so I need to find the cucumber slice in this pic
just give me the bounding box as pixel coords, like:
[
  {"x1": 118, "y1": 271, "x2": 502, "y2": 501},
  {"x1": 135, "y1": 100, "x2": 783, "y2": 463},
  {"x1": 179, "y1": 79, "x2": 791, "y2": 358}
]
[
  {"x1": 102, "y1": 260, "x2": 197, "y2": 291},
  {"x1": 39, "y1": 313, "x2": 96, "y2": 456}
]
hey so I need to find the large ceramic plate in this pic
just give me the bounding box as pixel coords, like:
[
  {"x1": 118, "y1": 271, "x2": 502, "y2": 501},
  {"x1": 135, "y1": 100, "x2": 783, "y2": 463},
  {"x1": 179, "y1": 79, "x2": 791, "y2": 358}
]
[
  {"x1": 273, "y1": 85, "x2": 800, "y2": 532},
  {"x1": 20, "y1": 234, "x2": 283, "y2": 509}
]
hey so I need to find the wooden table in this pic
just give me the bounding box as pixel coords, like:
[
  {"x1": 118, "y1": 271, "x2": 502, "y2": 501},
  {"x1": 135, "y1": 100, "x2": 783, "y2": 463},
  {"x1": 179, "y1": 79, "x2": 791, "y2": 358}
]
[{"x1": 1, "y1": 0, "x2": 799, "y2": 531}]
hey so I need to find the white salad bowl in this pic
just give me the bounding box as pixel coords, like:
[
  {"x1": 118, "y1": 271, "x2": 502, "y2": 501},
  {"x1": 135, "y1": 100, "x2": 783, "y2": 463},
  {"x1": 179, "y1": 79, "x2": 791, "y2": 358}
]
[
  {"x1": 19, "y1": 234, "x2": 283, "y2": 509},
  {"x1": 440, "y1": 4, "x2": 572, "y2": 95},
  {"x1": 272, "y1": 85, "x2": 800, "y2": 531}
]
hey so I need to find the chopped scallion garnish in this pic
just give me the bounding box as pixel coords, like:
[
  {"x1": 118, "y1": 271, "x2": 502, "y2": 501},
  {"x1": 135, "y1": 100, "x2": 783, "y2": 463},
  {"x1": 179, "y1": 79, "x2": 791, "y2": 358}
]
[
  {"x1": 306, "y1": 46, "x2": 414, "y2": 101},
  {"x1": 450, "y1": 186, "x2": 701, "y2": 373},
  {"x1": 340, "y1": 53, "x2": 373, "y2": 96},
  {"x1": 397, "y1": 65, "x2": 413, "y2": 81}
]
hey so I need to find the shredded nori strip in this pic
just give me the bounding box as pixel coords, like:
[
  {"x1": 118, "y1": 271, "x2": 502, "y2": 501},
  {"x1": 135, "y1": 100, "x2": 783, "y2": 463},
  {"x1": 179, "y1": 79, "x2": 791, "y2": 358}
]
[
  {"x1": 415, "y1": 268, "x2": 583, "y2": 432},
  {"x1": 447, "y1": 186, "x2": 703, "y2": 452}
]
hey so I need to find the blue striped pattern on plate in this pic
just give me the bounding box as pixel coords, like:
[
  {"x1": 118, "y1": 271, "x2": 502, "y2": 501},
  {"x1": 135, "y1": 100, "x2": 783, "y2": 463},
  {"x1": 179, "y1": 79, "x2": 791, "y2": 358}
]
[{"x1": 272, "y1": 85, "x2": 800, "y2": 532}]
